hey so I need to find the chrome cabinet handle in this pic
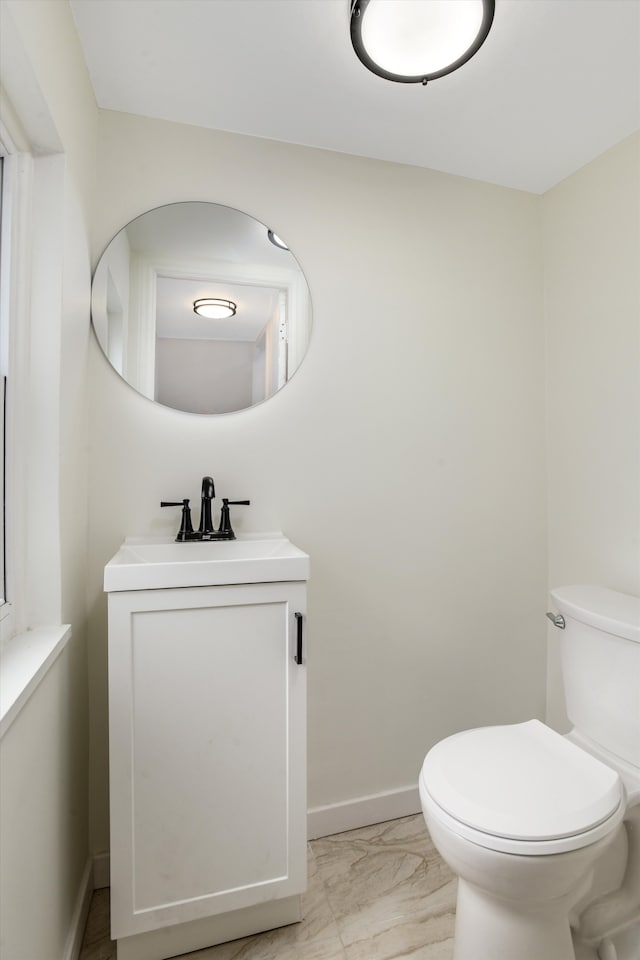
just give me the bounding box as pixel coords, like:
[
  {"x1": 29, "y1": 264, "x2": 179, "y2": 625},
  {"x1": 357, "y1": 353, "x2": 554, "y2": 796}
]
[{"x1": 546, "y1": 612, "x2": 565, "y2": 629}]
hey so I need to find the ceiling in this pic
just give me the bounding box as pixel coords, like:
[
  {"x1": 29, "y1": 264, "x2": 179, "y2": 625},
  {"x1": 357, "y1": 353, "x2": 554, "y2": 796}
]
[{"x1": 69, "y1": 0, "x2": 640, "y2": 194}]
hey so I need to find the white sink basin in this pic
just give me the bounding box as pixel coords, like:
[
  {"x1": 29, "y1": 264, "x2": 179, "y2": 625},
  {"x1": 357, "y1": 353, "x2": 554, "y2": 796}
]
[{"x1": 104, "y1": 534, "x2": 309, "y2": 592}]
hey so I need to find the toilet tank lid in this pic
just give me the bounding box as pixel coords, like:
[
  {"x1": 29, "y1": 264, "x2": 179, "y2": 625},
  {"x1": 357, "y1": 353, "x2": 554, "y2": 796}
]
[
  {"x1": 551, "y1": 585, "x2": 640, "y2": 643},
  {"x1": 421, "y1": 720, "x2": 622, "y2": 842}
]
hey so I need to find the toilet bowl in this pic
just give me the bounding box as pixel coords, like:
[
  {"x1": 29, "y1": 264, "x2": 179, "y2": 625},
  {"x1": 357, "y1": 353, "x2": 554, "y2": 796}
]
[
  {"x1": 419, "y1": 585, "x2": 640, "y2": 960},
  {"x1": 419, "y1": 720, "x2": 626, "y2": 960}
]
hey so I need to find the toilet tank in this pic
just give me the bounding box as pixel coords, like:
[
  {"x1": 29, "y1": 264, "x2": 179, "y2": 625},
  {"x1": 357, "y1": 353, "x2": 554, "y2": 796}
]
[{"x1": 550, "y1": 585, "x2": 640, "y2": 767}]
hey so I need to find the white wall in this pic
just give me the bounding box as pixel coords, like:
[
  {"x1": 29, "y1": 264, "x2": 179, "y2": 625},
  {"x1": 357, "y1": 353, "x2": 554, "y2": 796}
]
[
  {"x1": 0, "y1": 1, "x2": 96, "y2": 957},
  {"x1": 0, "y1": 644, "x2": 86, "y2": 960},
  {"x1": 0, "y1": 3, "x2": 636, "y2": 952},
  {"x1": 155, "y1": 337, "x2": 254, "y2": 413},
  {"x1": 543, "y1": 132, "x2": 640, "y2": 729},
  {"x1": 88, "y1": 110, "x2": 547, "y2": 852}
]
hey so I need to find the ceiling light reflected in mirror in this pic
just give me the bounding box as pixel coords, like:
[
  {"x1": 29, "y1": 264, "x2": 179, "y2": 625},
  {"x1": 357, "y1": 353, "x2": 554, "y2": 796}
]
[{"x1": 193, "y1": 298, "x2": 237, "y2": 320}]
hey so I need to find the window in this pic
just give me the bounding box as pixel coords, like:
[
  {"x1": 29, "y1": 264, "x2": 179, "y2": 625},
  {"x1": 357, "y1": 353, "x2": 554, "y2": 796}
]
[{"x1": 0, "y1": 17, "x2": 72, "y2": 737}]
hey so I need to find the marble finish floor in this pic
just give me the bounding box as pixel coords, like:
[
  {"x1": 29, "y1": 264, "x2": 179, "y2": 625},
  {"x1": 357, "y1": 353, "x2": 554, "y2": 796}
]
[{"x1": 80, "y1": 815, "x2": 456, "y2": 960}]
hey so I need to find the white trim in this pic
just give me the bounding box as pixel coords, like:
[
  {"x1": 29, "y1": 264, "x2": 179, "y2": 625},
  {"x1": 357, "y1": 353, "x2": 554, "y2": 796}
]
[
  {"x1": 139, "y1": 253, "x2": 301, "y2": 295},
  {"x1": 0, "y1": 5, "x2": 62, "y2": 156},
  {"x1": 128, "y1": 254, "x2": 156, "y2": 397},
  {"x1": 62, "y1": 859, "x2": 94, "y2": 960},
  {"x1": 0, "y1": 624, "x2": 72, "y2": 738},
  {"x1": 0, "y1": 91, "x2": 30, "y2": 155},
  {"x1": 25, "y1": 154, "x2": 65, "y2": 625},
  {"x1": 307, "y1": 785, "x2": 422, "y2": 840},
  {"x1": 0, "y1": 149, "x2": 33, "y2": 643}
]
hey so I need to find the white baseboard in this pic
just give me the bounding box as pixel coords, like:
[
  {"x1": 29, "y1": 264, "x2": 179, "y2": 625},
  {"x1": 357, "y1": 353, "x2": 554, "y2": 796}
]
[
  {"x1": 62, "y1": 858, "x2": 93, "y2": 960},
  {"x1": 93, "y1": 851, "x2": 110, "y2": 889},
  {"x1": 307, "y1": 785, "x2": 421, "y2": 840}
]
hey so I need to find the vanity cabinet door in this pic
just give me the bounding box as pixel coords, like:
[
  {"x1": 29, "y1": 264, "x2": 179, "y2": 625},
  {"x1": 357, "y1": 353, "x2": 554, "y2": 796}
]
[{"x1": 108, "y1": 581, "x2": 307, "y2": 939}]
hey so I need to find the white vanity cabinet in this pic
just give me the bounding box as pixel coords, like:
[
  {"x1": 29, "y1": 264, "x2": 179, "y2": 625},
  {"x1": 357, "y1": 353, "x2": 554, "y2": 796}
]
[{"x1": 105, "y1": 544, "x2": 308, "y2": 960}]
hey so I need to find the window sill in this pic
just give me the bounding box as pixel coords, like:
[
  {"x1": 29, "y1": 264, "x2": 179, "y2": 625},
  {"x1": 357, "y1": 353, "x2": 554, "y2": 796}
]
[{"x1": 0, "y1": 624, "x2": 72, "y2": 739}]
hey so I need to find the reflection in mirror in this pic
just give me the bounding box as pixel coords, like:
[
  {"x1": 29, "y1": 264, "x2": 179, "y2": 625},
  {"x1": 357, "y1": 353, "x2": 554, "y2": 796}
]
[{"x1": 91, "y1": 203, "x2": 312, "y2": 414}]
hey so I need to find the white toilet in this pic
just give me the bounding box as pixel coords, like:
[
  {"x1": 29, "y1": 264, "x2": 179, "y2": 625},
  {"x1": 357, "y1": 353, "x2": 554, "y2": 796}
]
[{"x1": 419, "y1": 585, "x2": 640, "y2": 960}]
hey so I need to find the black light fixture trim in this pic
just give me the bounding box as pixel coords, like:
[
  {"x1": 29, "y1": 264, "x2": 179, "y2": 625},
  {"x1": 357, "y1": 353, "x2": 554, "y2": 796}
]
[
  {"x1": 349, "y1": 0, "x2": 495, "y2": 86},
  {"x1": 193, "y1": 298, "x2": 237, "y2": 319},
  {"x1": 268, "y1": 229, "x2": 289, "y2": 250}
]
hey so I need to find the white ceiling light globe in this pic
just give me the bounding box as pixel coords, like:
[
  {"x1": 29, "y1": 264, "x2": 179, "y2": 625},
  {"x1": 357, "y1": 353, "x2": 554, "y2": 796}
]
[
  {"x1": 362, "y1": 1, "x2": 483, "y2": 76},
  {"x1": 351, "y1": 0, "x2": 494, "y2": 84}
]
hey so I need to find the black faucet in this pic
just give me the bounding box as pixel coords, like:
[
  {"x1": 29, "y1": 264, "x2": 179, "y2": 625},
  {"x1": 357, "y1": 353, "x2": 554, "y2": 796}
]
[
  {"x1": 161, "y1": 477, "x2": 250, "y2": 541},
  {"x1": 198, "y1": 476, "x2": 216, "y2": 539}
]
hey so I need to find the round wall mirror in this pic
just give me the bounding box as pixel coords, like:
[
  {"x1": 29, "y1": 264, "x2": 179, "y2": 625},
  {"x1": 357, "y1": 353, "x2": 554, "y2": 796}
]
[{"x1": 91, "y1": 202, "x2": 312, "y2": 414}]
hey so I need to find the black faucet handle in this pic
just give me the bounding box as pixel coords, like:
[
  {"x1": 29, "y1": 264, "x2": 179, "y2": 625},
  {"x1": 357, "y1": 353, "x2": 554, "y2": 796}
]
[
  {"x1": 218, "y1": 499, "x2": 251, "y2": 539},
  {"x1": 160, "y1": 499, "x2": 197, "y2": 542}
]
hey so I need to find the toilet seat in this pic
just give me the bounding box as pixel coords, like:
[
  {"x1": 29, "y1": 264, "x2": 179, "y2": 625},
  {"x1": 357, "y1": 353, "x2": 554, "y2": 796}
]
[{"x1": 420, "y1": 720, "x2": 625, "y2": 856}]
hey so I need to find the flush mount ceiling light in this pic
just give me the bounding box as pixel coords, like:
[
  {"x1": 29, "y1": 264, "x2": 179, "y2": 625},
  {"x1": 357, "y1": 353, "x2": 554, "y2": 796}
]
[
  {"x1": 193, "y1": 298, "x2": 237, "y2": 320},
  {"x1": 267, "y1": 229, "x2": 289, "y2": 250},
  {"x1": 349, "y1": 0, "x2": 495, "y2": 85}
]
